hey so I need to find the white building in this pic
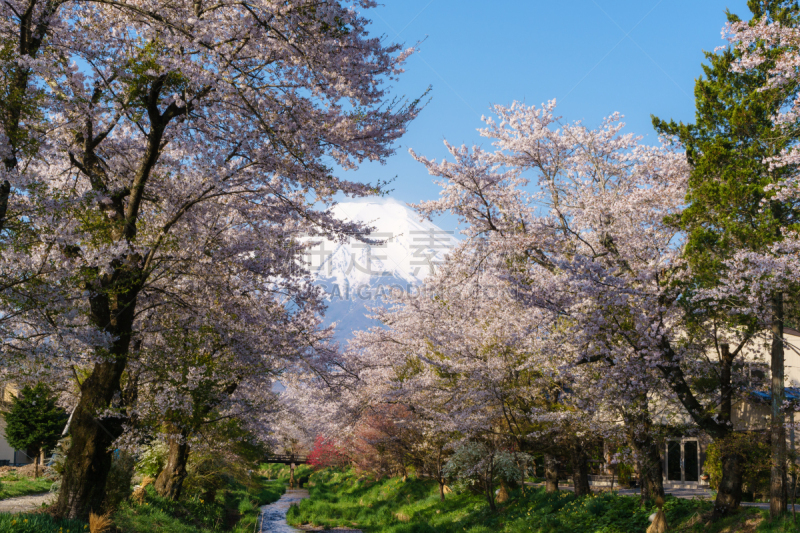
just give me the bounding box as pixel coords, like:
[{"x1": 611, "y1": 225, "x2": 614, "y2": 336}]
[{"x1": 663, "y1": 328, "x2": 800, "y2": 486}]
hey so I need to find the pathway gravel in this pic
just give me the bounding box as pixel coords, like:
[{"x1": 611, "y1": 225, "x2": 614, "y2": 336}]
[{"x1": 0, "y1": 491, "x2": 55, "y2": 514}]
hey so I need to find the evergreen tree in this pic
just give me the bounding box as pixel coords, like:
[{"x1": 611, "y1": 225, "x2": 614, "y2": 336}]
[
  {"x1": 653, "y1": 0, "x2": 800, "y2": 517},
  {"x1": 3, "y1": 383, "x2": 68, "y2": 478}
]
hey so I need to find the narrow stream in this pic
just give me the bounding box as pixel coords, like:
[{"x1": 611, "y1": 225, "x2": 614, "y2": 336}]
[{"x1": 257, "y1": 489, "x2": 309, "y2": 532}]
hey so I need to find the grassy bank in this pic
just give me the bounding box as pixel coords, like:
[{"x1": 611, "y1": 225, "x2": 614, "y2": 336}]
[
  {"x1": 0, "y1": 472, "x2": 283, "y2": 533},
  {"x1": 286, "y1": 468, "x2": 800, "y2": 533},
  {"x1": 114, "y1": 475, "x2": 285, "y2": 533},
  {"x1": 261, "y1": 462, "x2": 314, "y2": 485},
  {"x1": 0, "y1": 475, "x2": 53, "y2": 499}
]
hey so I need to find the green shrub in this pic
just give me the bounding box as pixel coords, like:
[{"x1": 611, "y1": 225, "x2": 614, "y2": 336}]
[
  {"x1": 104, "y1": 450, "x2": 135, "y2": 510},
  {"x1": 705, "y1": 433, "x2": 770, "y2": 499},
  {"x1": 584, "y1": 493, "x2": 610, "y2": 516},
  {"x1": 616, "y1": 462, "x2": 634, "y2": 487},
  {"x1": 237, "y1": 497, "x2": 255, "y2": 514},
  {"x1": 48, "y1": 436, "x2": 70, "y2": 484},
  {"x1": 135, "y1": 440, "x2": 169, "y2": 478}
]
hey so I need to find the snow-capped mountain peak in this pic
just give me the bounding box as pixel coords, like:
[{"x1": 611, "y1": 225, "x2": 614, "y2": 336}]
[
  {"x1": 304, "y1": 198, "x2": 459, "y2": 340},
  {"x1": 306, "y1": 198, "x2": 458, "y2": 290}
]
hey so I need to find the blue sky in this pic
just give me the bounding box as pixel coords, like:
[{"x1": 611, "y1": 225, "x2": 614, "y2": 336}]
[{"x1": 341, "y1": 0, "x2": 752, "y2": 230}]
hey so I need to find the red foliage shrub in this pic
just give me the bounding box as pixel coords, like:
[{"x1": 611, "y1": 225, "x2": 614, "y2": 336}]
[
  {"x1": 350, "y1": 404, "x2": 419, "y2": 477},
  {"x1": 307, "y1": 435, "x2": 350, "y2": 468}
]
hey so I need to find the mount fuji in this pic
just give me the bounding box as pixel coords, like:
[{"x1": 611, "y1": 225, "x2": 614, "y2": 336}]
[{"x1": 304, "y1": 198, "x2": 459, "y2": 342}]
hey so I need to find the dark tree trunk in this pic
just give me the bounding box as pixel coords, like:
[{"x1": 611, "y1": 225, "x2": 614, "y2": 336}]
[
  {"x1": 53, "y1": 359, "x2": 128, "y2": 519},
  {"x1": 641, "y1": 441, "x2": 665, "y2": 502},
  {"x1": 713, "y1": 451, "x2": 744, "y2": 518},
  {"x1": 435, "y1": 446, "x2": 446, "y2": 501},
  {"x1": 623, "y1": 397, "x2": 665, "y2": 502},
  {"x1": 0, "y1": 179, "x2": 10, "y2": 234},
  {"x1": 771, "y1": 291, "x2": 787, "y2": 518},
  {"x1": 544, "y1": 453, "x2": 559, "y2": 493},
  {"x1": 639, "y1": 458, "x2": 650, "y2": 503},
  {"x1": 54, "y1": 267, "x2": 140, "y2": 519},
  {"x1": 485, "y1": 457, "x2": 496, "y2": 512},
  {"x1": 570, "y1": 443, "x2": 591, "y2": 497},
  {"x1": 155, "y1": 426, "x2": 190, "y2": 501}
]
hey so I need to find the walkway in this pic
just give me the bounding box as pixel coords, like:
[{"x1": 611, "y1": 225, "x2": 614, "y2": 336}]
[
  {"x1": 0, "y1": 491, "x2": 55, "y2": 513},
  {"x1": 529, "y1": 482, "x2": 800, "y2": 511},
  {"x1": 527, "y1": 482, "x2": 713, "y2": 500}
]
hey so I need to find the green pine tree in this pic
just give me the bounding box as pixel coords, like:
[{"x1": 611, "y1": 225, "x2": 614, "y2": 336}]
[
  {"x1": 3, "y1": 383, "x2": 68, "y2": 478},
  {"x1": 653, "y1": 0, "x2": 800, "y2": 518}
]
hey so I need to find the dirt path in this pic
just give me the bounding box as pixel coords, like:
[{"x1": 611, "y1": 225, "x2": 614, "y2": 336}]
[{"x1": 0, "y1": 491, "x2": 55, "y2": 513}]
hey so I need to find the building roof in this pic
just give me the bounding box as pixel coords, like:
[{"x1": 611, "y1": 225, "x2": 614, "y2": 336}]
[{"x1": 750, "y1": 387, "x2": 800, "y2": 403}]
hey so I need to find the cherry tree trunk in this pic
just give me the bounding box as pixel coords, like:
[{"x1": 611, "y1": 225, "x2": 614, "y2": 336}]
[
  {"x1": 155, "y1": 428, "x2": 190, "y2": 501},
  {"x1": 485, "y1": 458, "x2": 497, "y2": 512},
  {"x1": 641, "y1": 442, "x2": 664, "y2": 501},
  {"x1": 713, "y1": 452, "x2": 744, "y2": 518},
  {"x1": 53, "y1": 359, "x2": 128, "y2": 518},
  {"x1": 54, "y1": 272, "x2": 139, "y2": 519},
  {"x1": 641, "y1": 441, "x2": 664, "y2": 499},
  {"x1": 437, "y1": 449, "x2": 446, "y2": 501},
  {"x1": 544, "y1": 453, "x2": 559, "y2": 493},
  {"x1": 623, "y1": 403, "x2": 665, "y2": 501},
  {"x1": 709, "y1": 342, "x2": 744, "y2": 518},
  {"x1": 0, "y1": 179, "x2": 9, "y2": 234},
  {"x1": 570, "y1": 444, "x2": 591, "y2": 497},
  {"x1": 771, "y1": 291, "x2": 787, "y2": 518},
  {"x1": 638, "y1": 447, "x2": 665, "y2": 501}
]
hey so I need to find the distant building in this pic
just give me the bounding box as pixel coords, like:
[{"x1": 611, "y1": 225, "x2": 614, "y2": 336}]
[{"x1": 659, "y1": 327, "x2": 800, "y2": 487}]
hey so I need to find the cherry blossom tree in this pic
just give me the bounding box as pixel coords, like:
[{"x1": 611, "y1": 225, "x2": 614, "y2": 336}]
[
  {"x1": 411, "y1": 102, "x2": 763, "y2": 516},
  {"x1": 0, "y1": 0, "x2": 423, "y2": 519},
  {"x1": 329, "y1": 241, "x2": 611, "y2": 500}
]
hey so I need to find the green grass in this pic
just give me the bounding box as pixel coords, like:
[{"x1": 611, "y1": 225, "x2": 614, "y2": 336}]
[
  {"x1": 0, "y1": 513, "x2": 86, "y2": 533},
  {"x1": 260, "y1": 462, "x2": 315, "y2": 485},
  {"x1": 114, "y1": 475, "x2": 285, "y2": 533},
  {"x1": 0, "y1": 472, "x2": 284, "y2": 533},
  {"x1": 285, "y1": 468, "x2": 800, "y2": 533},
  {"x1": 0, "y1": 476, "x2": 54, "y2": 499}
]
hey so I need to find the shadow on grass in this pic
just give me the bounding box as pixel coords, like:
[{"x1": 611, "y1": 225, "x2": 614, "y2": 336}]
[{"x1": 284, "y1": 468, "x2": 795, "y2": 533}]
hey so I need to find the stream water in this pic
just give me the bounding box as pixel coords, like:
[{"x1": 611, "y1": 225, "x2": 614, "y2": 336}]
[{"x1": 257, "y1": 489, "x2": 309, "y2": 532}]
